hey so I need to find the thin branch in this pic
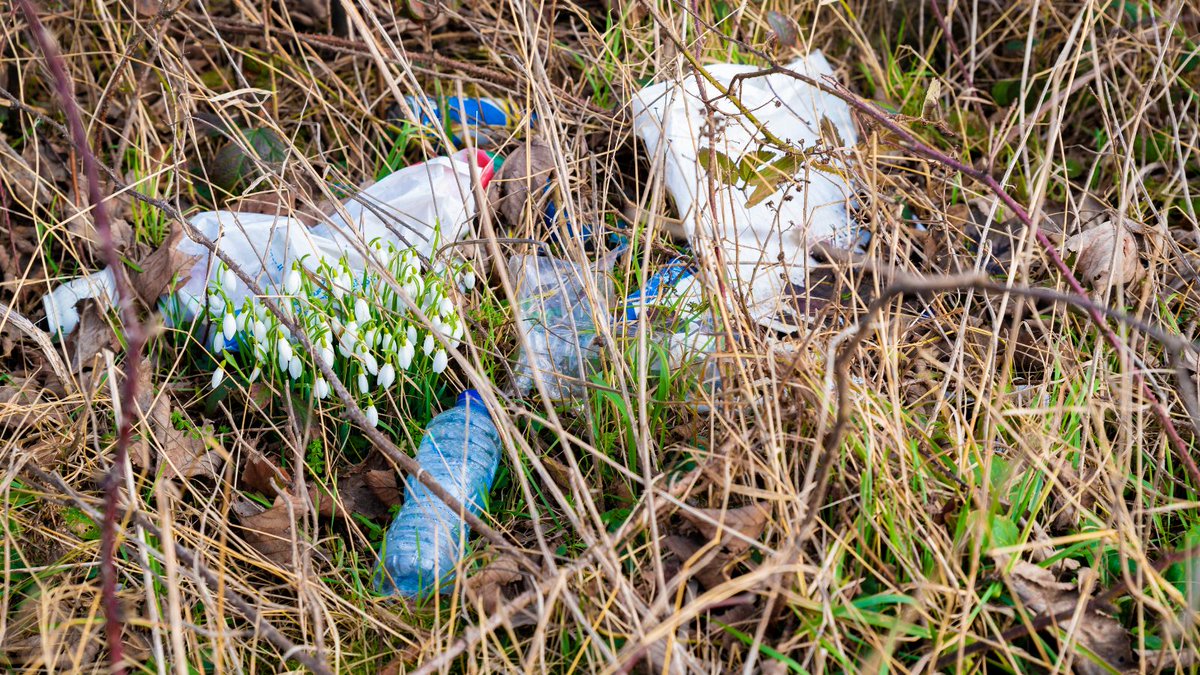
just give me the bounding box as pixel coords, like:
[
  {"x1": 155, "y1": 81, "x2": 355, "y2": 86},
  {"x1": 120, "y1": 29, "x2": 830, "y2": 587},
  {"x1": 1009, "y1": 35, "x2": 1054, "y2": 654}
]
[{"x1": 14, "y1": 2, "x2": 146, "y2": 671}]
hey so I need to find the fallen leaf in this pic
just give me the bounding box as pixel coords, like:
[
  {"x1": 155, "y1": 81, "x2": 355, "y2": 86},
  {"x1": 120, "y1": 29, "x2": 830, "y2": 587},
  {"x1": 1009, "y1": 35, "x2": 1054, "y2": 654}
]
[
  {"x1": 242, "y1": 450, "x2": 291, "y2": 494},
  {"x1": 463, "y1": 553, "x2": 528, "y2": 619},
  {"x1": 1007, "y1": 562, "x2": 1133, "y2": 674},
  {"x1": 678, "y1": 502, "x2": 771, "y2": 555},
  {"x1": 148, "y1": 395, "x2": 222, "y2": 481},
  {"x1": 488, "y1": 137, "x2": 556, "y2": 227},
  {"x1": 316, "y1": 459, "x2": 397, "y2": 520},
  {"x1": 67, "y1": 300, "x2": 117, "y2": 373},
  {"x1": 130, "y1": 229, "x2": 201, "y2": 308},
  {"x1": 235, "y1": 492, "x2": 309, "y2": 567},
  {"x1": 364, "y1": 469, "x2": 401, "y2": 506},
  {"x1": 664, "y1": 533, "x2": 726, "y2": 590},
  {"x1": 1064, "y1": 219, "x2": 1141, "y2": 291}
]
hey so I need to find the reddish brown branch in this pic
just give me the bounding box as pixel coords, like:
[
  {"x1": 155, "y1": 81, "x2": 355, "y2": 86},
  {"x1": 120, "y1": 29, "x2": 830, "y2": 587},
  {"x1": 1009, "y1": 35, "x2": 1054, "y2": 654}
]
[{"x1": 14, "y1": 2, "x2": 146, "y2": 672}]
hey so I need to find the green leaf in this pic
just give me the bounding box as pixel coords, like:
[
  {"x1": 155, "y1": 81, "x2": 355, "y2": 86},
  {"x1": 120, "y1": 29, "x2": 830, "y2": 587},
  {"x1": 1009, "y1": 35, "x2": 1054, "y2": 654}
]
[{"x1": 697, "y1": 147, "x2": 742, "y2": 186}]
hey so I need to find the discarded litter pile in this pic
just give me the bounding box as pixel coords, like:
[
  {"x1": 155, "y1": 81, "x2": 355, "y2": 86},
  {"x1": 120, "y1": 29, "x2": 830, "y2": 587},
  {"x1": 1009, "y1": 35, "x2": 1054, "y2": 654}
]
[
  {"x1": 39, "y1": 53, "x2": 863, "y2": 598},
  {"x1": 632, "y1": 51, "x2": 861, "y2": 331}
]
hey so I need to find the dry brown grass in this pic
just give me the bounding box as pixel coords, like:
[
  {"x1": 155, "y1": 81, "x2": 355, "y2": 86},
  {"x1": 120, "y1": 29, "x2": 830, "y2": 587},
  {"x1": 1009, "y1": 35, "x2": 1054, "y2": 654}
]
[{"x1": 1, "y1": 0, "x2": 1199, "y2": 673}]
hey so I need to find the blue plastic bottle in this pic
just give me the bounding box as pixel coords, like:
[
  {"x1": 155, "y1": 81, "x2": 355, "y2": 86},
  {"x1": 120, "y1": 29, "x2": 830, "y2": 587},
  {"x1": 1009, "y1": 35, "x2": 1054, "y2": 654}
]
[{"x1": 376, "y1": 390, "x2": 502, "y2": 596}]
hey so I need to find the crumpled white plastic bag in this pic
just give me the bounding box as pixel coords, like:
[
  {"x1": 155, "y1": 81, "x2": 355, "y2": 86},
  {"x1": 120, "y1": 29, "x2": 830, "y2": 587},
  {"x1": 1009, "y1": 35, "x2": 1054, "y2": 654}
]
[
  {"x1": 631, "y1": 52, "x2": 859, "y2": 332},
  {"x1": 44, "y1": 149, "x2": 494, "y2": 335}
]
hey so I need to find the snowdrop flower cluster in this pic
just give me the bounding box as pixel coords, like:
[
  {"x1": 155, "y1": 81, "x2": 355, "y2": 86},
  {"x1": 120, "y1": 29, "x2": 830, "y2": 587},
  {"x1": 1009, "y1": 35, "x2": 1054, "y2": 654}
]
[{"x1": 204, "y1": 240, "x2": 472, "y2": 428}]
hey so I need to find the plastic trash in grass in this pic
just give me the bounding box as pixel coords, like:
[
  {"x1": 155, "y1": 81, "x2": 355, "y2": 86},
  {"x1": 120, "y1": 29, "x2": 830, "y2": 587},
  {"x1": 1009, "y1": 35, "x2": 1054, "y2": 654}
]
[
  {"x1": 376, "y1": 389, "x2": 501, "y2": 597},
  {"x1": 44, "y1": 149, "x2": 492, "y2": 335},
  {"x1": 631, "y1": 51, "x2": 862, "y2": 332},
  {"x1": 509, "y1": 249, "x2": 622, "y2": 401}
]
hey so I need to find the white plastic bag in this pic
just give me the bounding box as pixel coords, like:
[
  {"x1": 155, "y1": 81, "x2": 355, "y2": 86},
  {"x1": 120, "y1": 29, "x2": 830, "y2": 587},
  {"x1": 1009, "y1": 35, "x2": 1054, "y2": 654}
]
[
  {"x1": 631, "y1": 52, "x2": 859, "y2": 332},
  {"x1": 44, "y1": 149, "x2": 494, "y2": 335}
]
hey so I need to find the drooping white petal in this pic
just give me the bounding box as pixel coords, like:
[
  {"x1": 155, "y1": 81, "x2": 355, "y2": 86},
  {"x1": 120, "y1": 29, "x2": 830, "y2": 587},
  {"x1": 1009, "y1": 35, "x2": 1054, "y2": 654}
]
[
  {"x1": 422, "y1": 334, "x2": 435, "y2": 355},
  {"x1": 432, "y1": 349, "x2": 448, "y2": 374},
  {"x1": 222, "y1": 312, "x2": 237, "y2": 341},
  {"x1": 211, "y1": 367, "x2": 225, "y2": 389},
  {"x1": 377, "y1": 363, "x2": 396, "y2": 389},
  {"x1": 354, "y1": 297, "x2": 371, "y2": 325},
  {"x1": 221, "y1": 268, "x2": 237, "y2": 296},
  {"x1": 397, "y1": 343, "x2": 415, "y2": 370},
  {"x1": 277, "y1": 338, "x2": 293, "y2": 365},
  {"x1": 364, "y1": 405, "x2": 379, "y2": 428},
  {"x1": 288, "y1": 354, "x2": 303, "y2": 380},
  {"x1": 284, "y1": 268, "x2": 302, "y2": 295}
]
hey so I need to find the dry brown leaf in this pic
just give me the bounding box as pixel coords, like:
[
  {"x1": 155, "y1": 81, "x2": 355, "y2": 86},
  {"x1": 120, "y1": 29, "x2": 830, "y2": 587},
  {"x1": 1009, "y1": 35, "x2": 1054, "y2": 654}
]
[
  {"x1": 1007, "y1": 562, "x2": 1133, "y2": 674},
  {"x1": 679, "y1": 502, "x2": 771, "y2": 555},
  {"x1": 364, "y1": 469, "x2": 401, "y2": 506},
  {"x1": 130, "y1": 230, "x2": 201, "y2": 308},
  {"x1": 242, "y1": 451, "x2": 291, "y2": 494},
  {"x1": 67, "y1": 300, "x2": 117, "y2": 373},
  {"x1": 316, "y1": 460, "x2": 396, "y2": 519},
  {"x1": 664, "y1": 533, "x2": 726, "y2": 590},
  {"x1": 488, "y1": 137, "x2": 556, "y2": 227},
  {"x1": 236, "y1": 492, "x2": 309, "y2": 567},
  {"x1": 147, "y1": 394, "x2": 222, "y2": 481},
  {"x1": 463, "y1": 553, "x2": 528, "y2": 619},
  {"x1": 1064, "y1": 219, "x2": 1140, "y2": 291}
]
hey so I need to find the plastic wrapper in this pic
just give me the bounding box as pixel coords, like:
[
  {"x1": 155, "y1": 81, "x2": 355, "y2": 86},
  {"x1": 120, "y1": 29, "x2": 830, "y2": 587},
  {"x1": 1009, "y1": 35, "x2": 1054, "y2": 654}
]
[
  {"x1": 509, "y1": 251, "x2": 618, "y2": 400},
  {"x1": 44, "y1": 149, "x2": 494, "y2": 335},
  {"x1": 631, "y1": 51, "x2": 860, "y2": 332}
]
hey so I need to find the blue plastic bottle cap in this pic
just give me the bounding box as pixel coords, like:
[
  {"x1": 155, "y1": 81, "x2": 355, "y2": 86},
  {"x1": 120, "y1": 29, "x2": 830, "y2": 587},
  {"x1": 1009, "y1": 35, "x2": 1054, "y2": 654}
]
[{"x1": 457, "y1": 389, "x2": 485, "y2": 408}]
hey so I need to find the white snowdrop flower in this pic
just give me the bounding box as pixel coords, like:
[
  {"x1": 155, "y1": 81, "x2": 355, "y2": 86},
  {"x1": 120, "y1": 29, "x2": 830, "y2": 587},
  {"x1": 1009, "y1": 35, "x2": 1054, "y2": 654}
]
[
  {"x1": 462, "y1": 270, "x2": 476, "y2": 290},
  {"x1": 212, "y1": 332, "x2": 225, "y2": 354},
  {"x1": 422, "y1": 334, "x2": 435, "y2": 355},
  {"x1": 364, "y1": 329, "x2": 377, "y2": 349},
  {"x1": 438, "y1": 297, "x2": 454, "y2": 316},
  {"x1": 332, "y1": 282, "x2": 345, "y2": 300},
  {"x1": 236, "y1": 310, "x2": 249, "y2": 333},
  {"x1": 314, "y1": 377, "x2": 329, "y2": 400},
  {"x1": 248, "y1": 366, "x2": 261, "y2": 383},
  {"x1": 254, "y1": 343, "x2": 268, "y2": 363},
  {"x1": 451, "y1": 321, "x2": 464, "y2": 341},
  {"x1": 357, "y1": 372, "x2": 369, "y2": 395},
  {"x1": 288, "y1": 354, "x2": 303, "y2": 380},
  {"x1": 430, "y1": 316, "x2": 444, "y2": 335},
  {"x1": 321, "y1": 347, "x2": 335, "y2": 369},
  {"x1": 377, "y1": 363, "x2": 396, "y2": 389},
  {"x1": 278, "y1": 355, "x2": 289, "y2": 372},
  {"x1": 211, "y1": 366, "x2": 225, "y2": 389},
  {"x1": 338, "y1": 343, "x2": 351, "y2": 358},
  {"x1": 432, "y1": 349, "x2": 448, "y2": 374},
  {"x1": 207, "y1": 293, "x2": 225, "y2": 317},
  {"x1": 373, "y1": 328, "x2": 383, "y2": 347},
  {"x1": 363, "y1": 352, "x2": 379, "y2": 376},
  {"x1": 222, "y1": 312, "x2": 237, "y2": 341},
  {"x1": 221, "y1": 267, "x2": 237, "y2": 296},
  {"x1": 253, "y1": 320, "x2": 267, "y2": 343},
  {"x1": 344, "y1": 321, "x2": 359, "y2": 338},
  {"x1": 364, "y1": 405, "x2": 379, "y2": 428},
  {"x1": 406, "y1": 325, "x2": 417, "y2": 344},
  {"x1": 381, "y1": 333, "x2": 395, "y2": 352},
  {"x1": 354, "y1": 297, "x2": 371, "y2": 325},
  {"x1": 277, "y1": 338, "x2": 293, "y2": 365},
  {"x1": 397, "y1": 343, "x2": 415, "y2": 370},
  {"x1": 284, "y1": 268, "x2": 302, "y2": 295}
]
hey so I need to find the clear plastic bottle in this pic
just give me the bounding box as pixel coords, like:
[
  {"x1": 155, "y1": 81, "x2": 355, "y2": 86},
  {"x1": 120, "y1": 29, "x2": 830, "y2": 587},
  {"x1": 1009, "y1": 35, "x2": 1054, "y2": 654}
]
[{"x1": 376, "y1": 390, "x2": 502, "y2": 596}]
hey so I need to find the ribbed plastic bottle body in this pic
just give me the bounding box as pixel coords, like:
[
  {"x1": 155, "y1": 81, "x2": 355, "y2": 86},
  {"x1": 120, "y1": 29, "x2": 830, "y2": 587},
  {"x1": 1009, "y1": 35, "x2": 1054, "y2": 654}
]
[{"x1": 377, "y1": 399, "x2": 501, "y2": 596}]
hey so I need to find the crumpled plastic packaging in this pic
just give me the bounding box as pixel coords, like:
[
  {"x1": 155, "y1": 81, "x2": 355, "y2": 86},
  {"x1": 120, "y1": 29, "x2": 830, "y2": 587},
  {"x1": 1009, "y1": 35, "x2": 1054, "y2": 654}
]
[
  {"x1": 631, "y1": 51, "x2": 860, "y2": 332},
  {"x1": 43, "y1": 149, "x2": 494, "y2": 336},
  {"x1": 509, "y1": 250, "x2": 619, "y2": 400}
]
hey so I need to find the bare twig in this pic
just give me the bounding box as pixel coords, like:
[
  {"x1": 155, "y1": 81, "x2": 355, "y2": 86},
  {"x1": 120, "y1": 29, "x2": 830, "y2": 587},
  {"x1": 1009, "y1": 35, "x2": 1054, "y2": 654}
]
[{"x1": 14, "y1": 2, "x2": 146, "y2": 671}]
